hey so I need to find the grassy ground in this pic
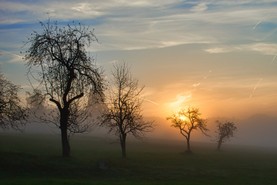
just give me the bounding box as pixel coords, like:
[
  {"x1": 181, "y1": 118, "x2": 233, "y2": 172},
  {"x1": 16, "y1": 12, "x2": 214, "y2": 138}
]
[{"x1": 0, "y1": 133, "x2": 277, "y2": 185}]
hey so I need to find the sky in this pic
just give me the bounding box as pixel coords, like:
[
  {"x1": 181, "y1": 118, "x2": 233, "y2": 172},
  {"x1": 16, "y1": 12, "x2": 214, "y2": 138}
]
[{"x1": 1, "y1": 0, "x2": 277, "y2": 145}]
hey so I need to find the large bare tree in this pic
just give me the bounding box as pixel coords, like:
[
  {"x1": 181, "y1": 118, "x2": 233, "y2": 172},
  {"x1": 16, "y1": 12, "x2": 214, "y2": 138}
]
[
  {"x1": 24, "y1": 20, "x2": 104, "y2": 157},
  {"x1": 0, "y1": 73, "x2": 26, "y2": 130},
  {"x1": 215, "y1": 120, "x2": 237, "y2": 151},
  {"x1": 101, "y1": 63, "x2": 153, "y2": 158},
  {"x1": 167, "y1": 107, "x2": 208, "y2": 153}
]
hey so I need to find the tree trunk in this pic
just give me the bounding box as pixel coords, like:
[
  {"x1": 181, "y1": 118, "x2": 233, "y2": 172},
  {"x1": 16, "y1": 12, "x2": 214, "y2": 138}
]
[
  {"x1": 120, "y1": 134, "x2": 127, "y2": 159},
  {"x1": 186, "y1": 137, "x2": 192, "y2": 153},
  {"x1": 186, "y1": 129, "x2": 192, "y2": 154},
  {"x1": 61, "y1": 126, "x2": 70, "y2": 157},
  {"x1": 217, "y1": 137, "x2": 223, "y2": 151},
  {"x1": 60, "y1": 109, "x2": 70, "y2": 157}
]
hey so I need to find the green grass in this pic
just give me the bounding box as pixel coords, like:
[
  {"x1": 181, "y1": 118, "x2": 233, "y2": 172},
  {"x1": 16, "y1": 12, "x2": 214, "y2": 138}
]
[{"x1": 1, "y1": 133, "x2": 277, "y2": 185}]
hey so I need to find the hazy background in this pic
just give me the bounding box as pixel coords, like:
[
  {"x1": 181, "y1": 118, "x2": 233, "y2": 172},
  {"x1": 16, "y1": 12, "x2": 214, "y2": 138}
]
[{"x1": 0, "y1": 0, "x2": 277, "y2": 148}]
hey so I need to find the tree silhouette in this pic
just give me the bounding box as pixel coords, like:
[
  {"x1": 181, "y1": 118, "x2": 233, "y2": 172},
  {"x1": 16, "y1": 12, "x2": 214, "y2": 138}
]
[
  {"x1": 167, "y1": 107, "x2": 208, "y2": 153},
  {"x1": 24, "y1": 20, "x2": 104, "y2": 157},
  {"x1": 0, "y1": 73, "x2": 26, "y2": 130},
  {"x1": 101, "y1": 63, "x2": 153, "y2": 158},
  {"x1": 216, "y1": 120, "x2": 237, "y2": 151}
]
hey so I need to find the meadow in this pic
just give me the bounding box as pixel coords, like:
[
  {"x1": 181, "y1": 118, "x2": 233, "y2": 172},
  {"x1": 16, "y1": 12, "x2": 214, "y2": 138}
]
[{"x1": 0, "y1": 133, "x2": 277, "y2": 185}]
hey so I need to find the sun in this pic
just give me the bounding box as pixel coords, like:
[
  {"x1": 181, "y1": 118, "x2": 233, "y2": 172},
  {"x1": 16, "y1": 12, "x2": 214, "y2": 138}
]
[
  {"x1": 179, "y1": 115, "x2": 188, "y2": 121},
  {"x1": 160, "y1": 92, "x2": 192, "y2": 118}
]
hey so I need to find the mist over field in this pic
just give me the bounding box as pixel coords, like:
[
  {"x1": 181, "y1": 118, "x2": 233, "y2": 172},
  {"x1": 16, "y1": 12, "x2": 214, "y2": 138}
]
[{"x1": 2, "y1": 112, "x2": 275, "y2": 149}]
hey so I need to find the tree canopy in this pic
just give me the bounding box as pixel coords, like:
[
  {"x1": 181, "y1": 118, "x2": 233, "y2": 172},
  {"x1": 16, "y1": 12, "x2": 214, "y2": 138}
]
[
  {"x1": 0, "y1": 73, "x2": 26, "y2": 130},
  {"x1": 24, "y1": 20, "x2": 105, "y2": 157},
  {"x1": 216, "y1": 120, "x2": 237, "y2": 151}
]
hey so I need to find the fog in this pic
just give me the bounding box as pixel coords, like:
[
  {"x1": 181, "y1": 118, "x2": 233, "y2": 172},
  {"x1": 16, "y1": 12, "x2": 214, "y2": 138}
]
[
  {"x1": 3, "y1": 113, "x2": 276, "y2": 149},
  {"x1": 232, "y1": 114, "x2": 277, "y2": 148}
]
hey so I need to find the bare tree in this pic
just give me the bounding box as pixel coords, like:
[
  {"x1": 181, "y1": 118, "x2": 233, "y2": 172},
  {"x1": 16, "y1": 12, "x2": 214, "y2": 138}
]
[
  {"x1": 0, "y1": 73, "x2": 26, "y2": 130},
  {"x1": 216, "y1": 120, "x2": 237, "y2": 151},
  {"x1": 24, "y1": 20, "x2": 104, "y2": 157},
  {"x1": 101, "y1": 63, "x2": 153, "y2": 159},
  {"x1": 167, "y1": 107, "x2": 208, "y2": 153}
]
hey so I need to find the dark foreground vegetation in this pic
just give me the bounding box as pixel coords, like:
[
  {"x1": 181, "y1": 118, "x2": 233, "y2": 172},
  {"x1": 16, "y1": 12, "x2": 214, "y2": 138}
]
[{"x1": 1, "y1": 134, "x2": 277, "y2": 185}]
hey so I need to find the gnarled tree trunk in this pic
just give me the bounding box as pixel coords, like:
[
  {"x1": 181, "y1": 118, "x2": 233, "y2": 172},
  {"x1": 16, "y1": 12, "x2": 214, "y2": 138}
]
[
  {"x1": 60, "y1": 108, "x2": 71, "y2": 157},
  {"x1": 186, "y1": 133, "x2": 192, "y2": 153},
  {"x1": 120, "y1": 133, "x2": 127, "y2": 159}
]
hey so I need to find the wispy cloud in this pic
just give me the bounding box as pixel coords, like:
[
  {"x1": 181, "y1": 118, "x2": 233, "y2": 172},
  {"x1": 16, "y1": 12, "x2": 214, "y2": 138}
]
[
  {"x1": 190, "y1": 3, "x2": 208, "y2": 12},
  {"x1": 0, "y1": 50, "x2": 23, "y2": 64},
  {"x1": 247, "y1": 43, "x2": 277, "y2": 55},
  {"x1": 168, "y1": 93, "x2": 192, "y2": 111},
  {"x1": 192, "y1": 83, "x2": 201, "y2": 88},
  {"x1": 205, "y1": 43, "x2": 277, "y2": 56},
  {"x1": 205, "y1": 47, "x2": 239, "y2": 54},
  {"x1": 1, "y1": 0, "x2": 276, "y2": 52}
]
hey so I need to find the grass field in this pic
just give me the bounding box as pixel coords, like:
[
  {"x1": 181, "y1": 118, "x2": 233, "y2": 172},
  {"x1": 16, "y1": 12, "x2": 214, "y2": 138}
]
[{"x1": 0, "y1": 133, "x2": 277, "y2": 185}]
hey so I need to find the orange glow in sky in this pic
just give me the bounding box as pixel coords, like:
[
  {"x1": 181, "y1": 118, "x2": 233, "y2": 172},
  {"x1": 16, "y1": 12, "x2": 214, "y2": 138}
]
[{"x1": 1, "y1": 0, "x2": 277, "y2": 147}]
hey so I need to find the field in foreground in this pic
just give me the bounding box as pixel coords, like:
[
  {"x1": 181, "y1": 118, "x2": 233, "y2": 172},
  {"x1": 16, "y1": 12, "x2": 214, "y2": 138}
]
[{"x1": 0, "y1": 133, "x2": 277, "y2": 185}]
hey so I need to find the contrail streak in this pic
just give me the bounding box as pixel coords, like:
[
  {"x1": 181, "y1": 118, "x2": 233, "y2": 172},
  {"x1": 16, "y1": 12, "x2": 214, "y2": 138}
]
[
  {"x1": 144, "y1": 98, "x2": 159, "y2": 105},
  {"x1": 249, "y1": 78, "x2": 263, "y2": 98},
  {"x1": 271, "y1": 55, "x2": 277, "y2": 64},
  {"x1": 253, "y1": 20, "x2": 262, "y2": 30}
]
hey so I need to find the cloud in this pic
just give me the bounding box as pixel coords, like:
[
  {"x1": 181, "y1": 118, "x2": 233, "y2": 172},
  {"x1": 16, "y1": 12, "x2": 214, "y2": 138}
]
[
  {"x1": 205, "y1": 47, "x2": 237, "y2": 54},
  {"x1": 70, "y1": 2, "x2": 104, "y2": 17},
  {"x1": 205, "y1": 43, "x2": 277, "y2": 56},
  {"x1": 0, "y1": 0, "x2": 178, "y2": 22},
  {"x1": 1, "y1": 0, "x2": 277, "y2": 52},
  {"x1": 0, "y1": 50, "x2": 23, "y2": 64},
  {"x1": 191, "y1": 3, "x2": 208, "y2": 12},
  {"x1": 246, "y1": 43, "x2": 277, "y2": 55},
  {"x1": 94, "y1": 1, "x2": 277, "y2": 51},
  {"x1": 168, "y1": 93, "x2": 192, "y2": 111},
  {"x1": 192, "y1": 83, "x2": 201, "y2": 87},
  {"x1": 112, "y1": 0, "x2": 155, "y2": 7}
]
